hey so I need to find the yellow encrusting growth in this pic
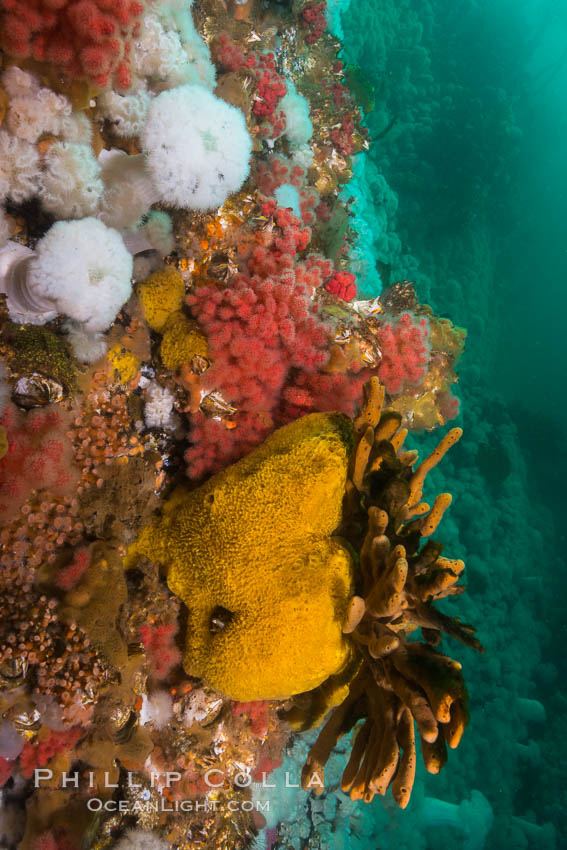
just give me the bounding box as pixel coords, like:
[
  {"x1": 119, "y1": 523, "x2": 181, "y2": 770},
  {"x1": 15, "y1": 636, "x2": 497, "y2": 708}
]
[
  {"x1": 137, "y1": 266, "x2": 186, "y2": 333},
  {"x1": 127, "y1": 412, "x2": 355, "y2": 701},
  {"x1": 159, "y1": 312, "x2": 209, "y2": 371},
  {"x1": 107, "y1": 345, "x2": 140, "y2": 385}
]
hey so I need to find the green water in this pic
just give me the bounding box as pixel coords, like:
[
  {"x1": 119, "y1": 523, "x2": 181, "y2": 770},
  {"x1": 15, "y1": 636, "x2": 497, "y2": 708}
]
[
  {"x1": 266, "y1": 2, "x2": 567, "y2": 848},
  {"x1": 346, "y1": 1, "x2": 567, "y2": 846}
]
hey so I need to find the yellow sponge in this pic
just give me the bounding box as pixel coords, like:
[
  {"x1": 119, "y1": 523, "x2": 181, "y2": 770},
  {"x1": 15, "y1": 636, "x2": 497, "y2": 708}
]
[
  {"x1": 138, "y1": 266, "x2": 185, "y2": 333},
  {"x1": 107, "y1": 345, "x2": 140, "y2": 385},
  {"x1": 128, "y1": 412, "x2": 355, "y2": 700},
  {"x1": 159, "y1": 312, "x2": 208, "y2": 371}
]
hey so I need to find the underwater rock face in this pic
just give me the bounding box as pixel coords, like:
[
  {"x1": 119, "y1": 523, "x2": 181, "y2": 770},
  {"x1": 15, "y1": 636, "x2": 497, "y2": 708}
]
[{"x1": 130, "y1": 412, "x2": 355, "y2": 700}]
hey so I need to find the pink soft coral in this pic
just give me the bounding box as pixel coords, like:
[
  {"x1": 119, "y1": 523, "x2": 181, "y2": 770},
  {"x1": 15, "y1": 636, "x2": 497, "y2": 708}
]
[
  {"x1": 256, "y1": 155, "x2": 320, "y2": 226},
  {"x1": 232, "y1": 700, "x2": 270, "y2": 738},
  {"x1": 185, "y1": 210, "x2": 334, "y2": 476},
  {"x1": 376, "y1": 312, "x2": 431, "y2": 394},
  {"x1": 19, "y1": 727, "x2": 83, "y2": 778},
  {"x1": 302, "y1": 1, "x2": 327, "y2": 44},
  {"x1": 0, "y1": 0, "x2": 145, "y2": 89},
  {"x1": 55, "y1": 546, "x2": 90, "y2": 591},
  {"x1": 139, "y1": 621, "x2": 182, "y2": 680},
  {"x1": 212, "y1": 35, "x2": 287, "y2": 139},
  {"x1": 0, "y1": 403, "x2": 78, "y2": 520},
  {"x1": 324, "y1": 270, "x2": 357, "y2": 301}
]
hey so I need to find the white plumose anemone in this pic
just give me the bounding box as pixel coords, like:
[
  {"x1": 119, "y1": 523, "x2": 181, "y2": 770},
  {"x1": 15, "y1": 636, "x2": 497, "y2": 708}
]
[
  {"x1": 98, "y1": 84, "x2": 252, "y2": 232},
  {"x1": 0, "y1": 218, "x2": 133, "y2": 332},
  {"x1": 38, "y1": 142, "x2": 104, "y2": 220},
  {"x1": 142, "y1": 84, "x2": 252, "y2": 210}
]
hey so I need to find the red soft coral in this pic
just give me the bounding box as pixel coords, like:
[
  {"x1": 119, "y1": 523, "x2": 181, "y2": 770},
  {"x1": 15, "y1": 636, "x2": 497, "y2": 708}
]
[
  {"x1": 185, "y1": 411, "x2": 272, "y2": 479},
  {"x1": 31, "y1": 828, "x2": 78, "y2": 850},
  {"x1": 437, "y1": 388, "x2": 460, "y2": 423},
  {"x1": 330, "y1": 114, "x2": 357, "y2": 156},
  {"x1": 256, "y1": 155, "x2": 321, "y2": 227},
  {"x1": 212, "y1": 35, "x2": 287, "y2": 139},
  {"x1": 185, "y1": 209, "x2": 370, "y2": 476},
  {"x1": 0, "y1": 403, "x2": 78, "y2": 521},
  {"x1": 30, "y1": 834, "x2": 59, "y2": 850},
  {"x1": 211, "y1": 30, "x2": 248, "y2": 72},
  {"x1": 375, "y1": 312, "x2": 431, "y2": 394},
  {"x1": 185, "y1": 212, "x2": 334, "y2": 475},
  {"x1": 251, "y1": 52, "x2": 287, "y2": 138},
  {"x1": 232, "y1": 700, "x2": 270, "y2": 738},
  {"x1": 324, "y1": 270, "x2": 357, "y2": 301},
  {"x1": 19, "y1": 727, "x2": 84, "y2": 778},
  {"x1": 0, "y1": 0, "x2": 145, "y2": 89},
  {"x1": 139, "y1": 621, "x2": 182, "y2": 680},
  {"x1": 302, "y1": 1, "x2": 327, "y2": 44},
  {"x1": 0, "y1": 757, "x2": 14, "y2": 786},
  {"x1": 55, "y1": 546, "x2": 90, "y2": 591},
  {"x1": 279, "y1": 370, "x2": 365, "y2": 423},
  {"x1": 253, "y1": 753, "x2": 283, "y2": 780}
]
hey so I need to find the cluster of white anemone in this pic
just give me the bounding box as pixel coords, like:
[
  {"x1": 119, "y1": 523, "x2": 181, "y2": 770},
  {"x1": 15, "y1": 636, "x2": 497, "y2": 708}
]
[{"x1": 0, "y1": 0, "x2": 253, "y2": 356}]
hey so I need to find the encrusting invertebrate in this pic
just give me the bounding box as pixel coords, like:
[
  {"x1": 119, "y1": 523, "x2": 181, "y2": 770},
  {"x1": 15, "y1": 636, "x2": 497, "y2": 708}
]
[
  {"x1": 299, "y1": 377, "x2": 483, "y2": 807},
  {"x1": 126, "y1": 412, "x2": 355, "y2": 701},
  {"x1": 128, "y1": 376, "x2": 481, "y2": 809}
]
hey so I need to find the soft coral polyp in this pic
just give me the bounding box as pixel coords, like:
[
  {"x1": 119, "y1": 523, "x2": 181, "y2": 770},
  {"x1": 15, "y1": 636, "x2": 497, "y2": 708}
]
[
  {"x1": 0, "y1": 403, "x2": 78, "y2": 520},
  {"x1": 184, "y1": 208, "x2": 368, "y2": 477},
  {"x1": 0, "y1": 0, "x2": 144, "y2": 89},
  {"x1": 376, "y1": 312, "x2": 431, "y2": 394}
]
